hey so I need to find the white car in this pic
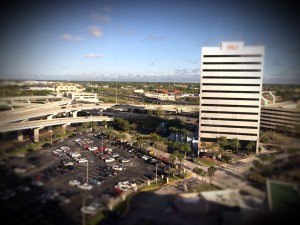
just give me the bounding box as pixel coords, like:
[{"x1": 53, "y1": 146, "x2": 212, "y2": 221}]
[
  {"x1": 88, "y1": 146, "x2": 98, "y2": 151},
  {"x1": 121, "y1": 158, "x2": 130, "y2": 163},
  {"x1": 105, "y1": 157, "x2": 115, "y2": 163},
  {"x1": 60, "y1": 146, "x2": 70, "y2": 151},
  {"x1": 68, "y1": 179, "x2": 81, "y2": 186},
  {"x1": 112, "y1": 153, "x2": 120, "y2": 158},
  {"x1": 14, "y1": 167, "x2": 26, "y2": 174},
  {"x1": 81, "y1": 202, "x2": 102, "y2": 215},
  {"x1": 77, "y1": 158, "x2": 88, "y2": 163},
  {"x1": 74, "y1": 138, "x2": 82, "y2": 142},
  {"x1": 78, "y1": 183, "x2": 93, "y2": 190},
  {"x1": 62, "y1": 161, "x2": 74, "y2": 166},
  {"x1": 71, "y1": 153, "x2": 81, "y2": 158},
  {"x1": 116, "y1": 181, "x2": 137, "y2": 191},
  {"x1": 112, "y1": 165, "x2": 123, "y2": 171}
]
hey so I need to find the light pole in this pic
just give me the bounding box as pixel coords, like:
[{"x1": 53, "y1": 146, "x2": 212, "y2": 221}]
[
  {"x1": 115, "y1": 80, "x2": 118, "y2": 104},
  {"x1": 86, "y1": 160, "x2": 89, "y2": 183},
  {"x1": 82, "y1": 195, "x2": 92, "y2": 225},
  {"x1": 101, "y1": 136, "x2": 104, "y2": 150},
  {"x1": 82, "y1": 195, "x2": 87, "y2": 225},
  {"x1": 155, "y1": 163, "x2": 158, "y2": 185}
]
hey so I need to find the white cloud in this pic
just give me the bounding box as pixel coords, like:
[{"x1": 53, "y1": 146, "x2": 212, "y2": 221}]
[
  {"x1": 59, "y1": 34, "x2": 83, "y2": 41},
  {"x1": 84, "y1": 54, "x2": 104, "y2": 59},
  {"x1": 88, "y1": 26, "x2": 103, "y2": 38},
  {"x1": 143, "y1": 35, "x2": 165, "y2": 41},
  {"x1": 90, "y1": 13, "x2": 111, "y2": 22}
]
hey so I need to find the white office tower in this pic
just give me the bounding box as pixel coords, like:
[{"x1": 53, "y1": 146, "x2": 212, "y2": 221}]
[{"x1": 199, "y1": 42, "x2": 264, "y2": 153}]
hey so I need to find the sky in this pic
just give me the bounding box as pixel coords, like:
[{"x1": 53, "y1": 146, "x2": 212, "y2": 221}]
[{"x1": 0, "y1": 0, "x2": 299, "y2": 84}]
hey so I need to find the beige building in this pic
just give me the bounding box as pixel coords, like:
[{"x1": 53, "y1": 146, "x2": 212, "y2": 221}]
[
  {"x1": 199, "y1": 42, "x2": 264, "y2": 153},
  {"x1": 55, "y1": 84, "x2": 84, "y2": 93},
  {"x1": 260, "y1": 102, "x2": 300, "y2": 135},
  {"x1": 64, "y1": 92, "x2": 98, "y2": 103}
]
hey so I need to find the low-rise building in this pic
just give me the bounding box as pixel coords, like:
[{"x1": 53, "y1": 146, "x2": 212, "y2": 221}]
[{"x1": 64, "y1": 92, "x2": 98, "y2": 103}]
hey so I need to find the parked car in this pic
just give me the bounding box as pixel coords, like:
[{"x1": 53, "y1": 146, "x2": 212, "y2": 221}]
[
  {"x1": 121, "y1": 158, "x2": 130, "y2": 163},
  {"x1": 111, "y1": 153, "x2": 120, "y2": 158},
  {"x1": 78, "y1": 183, "x2": 93, "y2": 190},
  {"x1": 42, "y1": 143, "x2": 51, "y2": 148},
  {"x1": 81, "y1": 202, "x2": 102, "y2": 215},
  {"x1": 68, "y1": 179, "x2": 81, "y2": 186},
  {"x1": 105, "y1": 157, "x2": 115, "y2": 163}
]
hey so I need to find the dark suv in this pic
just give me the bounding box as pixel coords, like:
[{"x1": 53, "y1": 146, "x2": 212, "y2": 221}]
[{"x1": 41, "y1": 143, "x2": 51, "y2": 148}]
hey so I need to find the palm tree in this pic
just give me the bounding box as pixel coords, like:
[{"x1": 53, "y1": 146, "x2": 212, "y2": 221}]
[
  {"x1": 192, "y1": 167, "x2": 203, "y2": 181},
  {"x1": 181, "y1": 129, "x2": 192, "y2": 142},
  {"x1": 207, "y1": 166, "x2": 217, "y2": 184},
  {"x1": 202, "y1": 170, "x2": 207, "y2": 182},
  {"x1": 181, "y1": 143, "x2": 191, "y2": 158},
  {"x1": 200, "y1": 141, "x2": 207, "y2": 150},
  {"x1": 217, "y1": 136, "x2": 229, "y2": 151},
  {"x1": 169, "y1": 152, "x2": 177, "y2": 168},
  {"x1": 246, "y1": 141, "x2": 256, "y2": 155},
  {"x1": 230, "y1": 138, "x2": 240, "y2": 153},
  {"x1": 176, "y1": 151, "x2": 185, "y2": 174},
  {"x1": 118, "y1": 132, "x2": 127, "y2": 143}
]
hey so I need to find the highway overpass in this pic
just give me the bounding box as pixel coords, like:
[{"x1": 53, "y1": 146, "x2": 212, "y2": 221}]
[{"x1": 0, "y1": 116, "x2": 113, "y2": 142}]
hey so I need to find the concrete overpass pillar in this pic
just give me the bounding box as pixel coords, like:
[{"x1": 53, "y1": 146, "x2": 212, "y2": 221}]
[
  {"x1": 47, "y1": 126, "x2": 52, "y2": 132},
  {"x1": 47, "y1": 113, "x2": 56, "y2": 120},
  {"x1": 33, "y1": 128, "x2": 42, "y2": 143},
  {"x1": 17, "y1": 130, "x2": 23, "y2": 141},
  {"x1": 62, "y1": 124, "x2": 68, "y2": 135},
  {"x1": 72, "y1": 110, "x2": 80, "y2": 118},
  {"x1": 256, "y1": 140, "x2": 259, "y2": 154},
  {"x1": 99, "y1": 109, "x2": 103, "y2": 116}
]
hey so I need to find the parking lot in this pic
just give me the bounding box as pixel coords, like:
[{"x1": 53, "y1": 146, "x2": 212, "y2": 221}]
[{"x1": 0, "y1": 132, "x2": 166, "y2": 225}]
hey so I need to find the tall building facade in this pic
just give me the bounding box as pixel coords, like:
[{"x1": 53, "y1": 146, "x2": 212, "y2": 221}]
[{"x1": 199, "y1": 42, "x2": 264, "y2": 153}]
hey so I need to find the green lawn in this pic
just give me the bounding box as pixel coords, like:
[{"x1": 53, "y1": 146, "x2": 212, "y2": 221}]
[
  {"x1": 189, "y1": 183, "x2": 221, "y2": 192},
  {"x1": 196, "y1": 158, "x2": 222, "y2": 166},
  {"x1": 87, "y1": 211, "x2": 105, "y2": 225}
]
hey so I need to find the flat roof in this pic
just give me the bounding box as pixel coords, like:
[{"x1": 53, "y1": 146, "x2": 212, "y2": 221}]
[{"x1": 267, "y1": 179, "x2": 300, "y2": 212}]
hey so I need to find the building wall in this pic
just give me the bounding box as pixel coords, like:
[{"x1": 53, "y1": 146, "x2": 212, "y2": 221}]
[
  {"x1": 199, "y1": 42, "x2": 264, "y2": 151},
  {"x1": 260, "y1": 106, "x2": 300, "y2": 134}
]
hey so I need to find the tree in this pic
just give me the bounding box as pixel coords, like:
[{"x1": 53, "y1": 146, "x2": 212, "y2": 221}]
[
  {"x1": 133, "y1": 134, "x2": 146, "y2": 151},
  {"x1": 176, "y1": 151, "x2": 185, "y2": 174},
  {"x1": 192, "y1": 167, "x2": 203, "y2": 181},
  {"x1": 217, "y1": 136, "x2": 229, "y2": 150},
  {"x1": 53, "y1": 126, "x2": 63, "y2": 139},
  {"x1": 260, "y1": 134, "x2": 270, "y2": 148},
  {"x1": 169, "y1": 152, "x2": 177, "y2": 168},
  {"x1": 200, "y1": 142, "x2": 207, "y2": 150},
  {"x1": 153, "y1": 141, "x2": 168, "y2": 152},
  {"x1": 252, "y1": 160, "x2": 263, "y2": 170},
  {"x1": 130, "y1": 122, "x2": 137, "y2": 131},
  {"x1": 117, "y1": 132, "x2": 127, "y2": 143},
  {"x1": 230, "y1": 138, "x2": 240, "y2": 153},
  {"x1": 113, "y1": 117, "x2": 130, "y2": 132},
  {"x1": 150, "y1": 132, "x2": 162, "y2": 142},
  {"x1": 246, "y1": 141, "x2": 256, "y2": 154},
  {"x1": 207, "y1": 166, "x2": 217, "y2": 184},
  {"x1": 180, "y1": 143, "x2": 191, "y2": 158}
]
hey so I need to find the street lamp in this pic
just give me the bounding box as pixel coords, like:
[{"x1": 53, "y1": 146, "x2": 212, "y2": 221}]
[
  {"x1": 86, "y1": 160, "x2": 89, "y2": 183},
  {"x1": 155, "y1": 163, "x2": 158, "y2": 186},
  {"x1": 82, "y1": 194, "x2": 92, "y2": 225},
  {"x1": 101, "y1": 136, "x2": 104, "y2": 150}
]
